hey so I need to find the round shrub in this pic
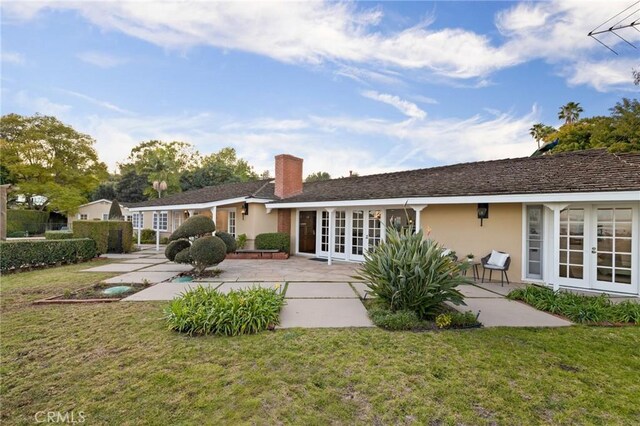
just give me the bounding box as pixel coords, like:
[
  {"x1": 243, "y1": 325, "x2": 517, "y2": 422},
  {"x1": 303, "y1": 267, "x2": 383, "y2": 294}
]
[
  {"x1": 169, "y1": 216, "x2": 216, "y2": 241},
  {"x1": 190, "y1": 236, "x2": 226, "y2": 273},
  {"x1": 215, "y1": 231, "x2": 237, "y2": 253},
  {"x1": 165, "y1": 239, "x2": 191, "y2": 261},
  {"x1": 174, "y1": 248, "x2": 192, "y2": 264}
]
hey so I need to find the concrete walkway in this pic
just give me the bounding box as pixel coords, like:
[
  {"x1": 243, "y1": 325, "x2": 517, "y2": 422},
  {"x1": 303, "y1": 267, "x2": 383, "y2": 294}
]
[{"x1": 84, "y1": 252, "x2": 572, "y2": 328}]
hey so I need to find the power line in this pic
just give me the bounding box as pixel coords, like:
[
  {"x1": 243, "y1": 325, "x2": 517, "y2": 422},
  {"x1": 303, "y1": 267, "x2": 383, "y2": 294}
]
[{"x1": 588, "y1": 1, "x2": 640, "y2": 54}]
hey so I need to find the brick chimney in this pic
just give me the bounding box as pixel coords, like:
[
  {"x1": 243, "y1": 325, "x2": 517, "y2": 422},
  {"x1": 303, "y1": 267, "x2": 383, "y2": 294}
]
[{"x1": 274, "y1": 154, "x2": 303, "y2": 199}]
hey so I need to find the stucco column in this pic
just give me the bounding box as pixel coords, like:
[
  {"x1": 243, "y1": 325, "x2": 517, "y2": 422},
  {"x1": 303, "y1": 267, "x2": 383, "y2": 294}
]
[
  {"x1": 0, "y1": 185, "x2": 10, "y2": 241},
  {"x1": 154, "y1": 211, "x2": 160, "y2": 251},
  {"x1": 325, "y1": 208, "x2": 335, "y2": 266},
  {"x1": 410, "y1": 205, "x2": 427, "y2": 236},
  {"x1": 211, "y1": 206, "x2": 217, "y2": 229}
]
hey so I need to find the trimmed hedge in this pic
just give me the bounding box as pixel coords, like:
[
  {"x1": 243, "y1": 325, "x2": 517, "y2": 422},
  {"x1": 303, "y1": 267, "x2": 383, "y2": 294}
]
[
  {"x1": 140, "y1": 228, "x2": 156, "y2": 244},
  {"x1": 0, "y1": 239, "x2": 97, "y2": 272},
  {"x1": 45, "y1": 231, "x2": 75, "y2": 240},
  {"x1": 255, "y1": 232, "x2": 290, "y2": 253},
  {"x1": 72, "y1": 220, "x2": 133, "y2": 254},
  {"x1": 7, "y1": 210, "x2": 50, "y2": 235}
]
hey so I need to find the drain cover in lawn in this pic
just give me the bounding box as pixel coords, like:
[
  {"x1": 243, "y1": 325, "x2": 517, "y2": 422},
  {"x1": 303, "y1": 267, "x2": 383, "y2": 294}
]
[{"x1": 102, "y1": 286, "x2": 133, "y2": 295}]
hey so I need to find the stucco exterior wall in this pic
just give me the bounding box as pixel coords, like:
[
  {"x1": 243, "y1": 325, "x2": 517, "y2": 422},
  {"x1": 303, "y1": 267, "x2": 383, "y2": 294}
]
[
  {"x1": 421, "y1": 203, "x2": 523, "y2": 280},
  {"x1": 234, "y1": 203, "x2": 278, "y2": 249},
  {"x1": 69, "y1": 201, "x2": 134, "y2": 227}
]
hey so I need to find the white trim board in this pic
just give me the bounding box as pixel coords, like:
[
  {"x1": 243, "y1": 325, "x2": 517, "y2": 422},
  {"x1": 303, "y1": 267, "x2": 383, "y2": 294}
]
[
  {"x1": 266, "y1": 191, "x2": 640, "y2": 209},
  {"x1": 129, "y1": 197, "x2": 273, "y2": 212}
]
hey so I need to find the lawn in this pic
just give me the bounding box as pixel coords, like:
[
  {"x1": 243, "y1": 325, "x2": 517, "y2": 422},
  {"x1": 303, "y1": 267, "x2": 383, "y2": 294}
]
[{"x1": 1, "y1": 264, "x2": 639, "y2": 425}]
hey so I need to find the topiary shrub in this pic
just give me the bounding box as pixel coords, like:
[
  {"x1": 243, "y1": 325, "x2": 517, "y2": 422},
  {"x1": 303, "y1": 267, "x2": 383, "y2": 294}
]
[
  {"x1": 108, "y1": 200, "x2": 123, "y2": 220},
  {"x1": 174, "y1": 248, "x2": 192, "y2": 264},
  {"x1": 45, "y1": 231, "x2": 75, "y2": 240},
  {"x1": 190, "y1": 236, "x2": 226, "y2": 274},
  {"x1": 169, "y1": 216, "x2": 215, "y2": 241},
  {"x1": 165, "y1": 239, "x2": 191, "y2": 262},
  {"x1": 255, "y1": 232, "x2": 290, "y2": 252},
  {"x1": 355, "y1": 227, "x2": 469, "y2": 319},
  {"x1": 215, "y1": 231, "x2": 237, "y2": 253}
]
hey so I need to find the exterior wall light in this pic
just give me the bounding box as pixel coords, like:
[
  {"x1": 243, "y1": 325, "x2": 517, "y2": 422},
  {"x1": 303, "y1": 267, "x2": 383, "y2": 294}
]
[{"x1": 477, "y1": 203, "x2": 489, "y2": 226}]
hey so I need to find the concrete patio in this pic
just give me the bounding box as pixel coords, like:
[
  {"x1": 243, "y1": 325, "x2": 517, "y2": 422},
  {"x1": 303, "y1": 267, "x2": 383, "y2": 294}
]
[{"x1": 84, "y1": 251, "x2": 575, "y2": 328}]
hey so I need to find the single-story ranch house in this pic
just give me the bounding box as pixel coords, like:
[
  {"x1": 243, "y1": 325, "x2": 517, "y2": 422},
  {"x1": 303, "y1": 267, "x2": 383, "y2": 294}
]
[
  {"x1": 124, "y1": 150, "x2": 639, "y2": 297},
  {"x1": 70, "y1": 199, "x2": 136, "y2": 224}
]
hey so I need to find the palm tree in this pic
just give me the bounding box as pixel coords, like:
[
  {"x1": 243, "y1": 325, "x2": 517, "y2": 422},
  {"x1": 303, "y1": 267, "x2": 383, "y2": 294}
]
[
  {"x1": 558, "y1": 102, "x2": 583, "y2": 125},
  {"x1": 529, "y1": 123, "x2": 556, "y2": 149}
]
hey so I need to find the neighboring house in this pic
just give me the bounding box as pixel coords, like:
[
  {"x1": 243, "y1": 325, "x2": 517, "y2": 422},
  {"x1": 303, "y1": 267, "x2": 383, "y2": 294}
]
[
  {"x1": 70, "y1": 199, "x2": 136, "y2": 227},
  {"x1": 130, "y1": 151, "x2": 640, "y2": 297}
]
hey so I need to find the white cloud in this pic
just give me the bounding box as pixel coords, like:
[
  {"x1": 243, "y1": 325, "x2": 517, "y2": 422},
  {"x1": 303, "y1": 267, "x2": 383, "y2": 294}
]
[
  {"x1": 361, "y1": 90, "x2": 426, "y2": 120},
  {"x1": 56, "y1": 88, "x2": 134, "y2": 114},
  {"x1": 13, "y1": 90, "x2": 72, "y2": 116},
  {"x1": 77, "y1": 51, "x2": 128, "y2": 68},
  {"x1": 4, "y1": 1, "x2": 636, "y2": 91},
  {"x1": 410, "y1": 94, "x2": 438, "y2": 105},
  {"x1": 1, "y1": 51, "x2": 25, "y2": 65},
  {"x1": 565, "y1": 58, "x2": 638, "y2": 92}
]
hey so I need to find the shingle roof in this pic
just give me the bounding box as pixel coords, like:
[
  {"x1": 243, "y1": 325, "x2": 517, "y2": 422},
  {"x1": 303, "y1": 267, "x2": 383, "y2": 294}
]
[
  {"x1": 272, "y1": 149, "x2": 640, "y2": 204},
  {"x1": 129, "y1": 179, "x2": 275, "y2": 208},
  {"x1": 130, "y1": 149, "x2": 640, "y2": 208}
]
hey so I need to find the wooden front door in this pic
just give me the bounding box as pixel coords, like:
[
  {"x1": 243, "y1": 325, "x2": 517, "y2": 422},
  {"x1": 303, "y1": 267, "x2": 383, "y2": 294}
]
[{"x1": 299, "y1": 211, "x2": 317, "y2": 253}]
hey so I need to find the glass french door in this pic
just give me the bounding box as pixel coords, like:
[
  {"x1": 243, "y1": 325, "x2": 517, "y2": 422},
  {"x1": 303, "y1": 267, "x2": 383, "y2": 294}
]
[
  {"x1": 351, "y1": 210, "x2": 365, "y2": 260},
  {"x1": 592, "y1": 206, "x2": 636, "y2": 293},
  {"x1": 334, "y1": 210, "x2": 346, "y2": 257},
  {"x1": 350, "y1": 209, "x2": 383, "y2": 261},
  {"x1": 526, "y1": 206, "x2": 543, "y2": 279},
  {"x1": 557, "y1": 208, "x2": 586, "y2": 286}
]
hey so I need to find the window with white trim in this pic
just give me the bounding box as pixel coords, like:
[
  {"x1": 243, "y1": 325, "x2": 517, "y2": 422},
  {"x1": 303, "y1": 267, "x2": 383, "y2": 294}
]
[
  {"x1": 132, "y1": 213, "x2": 144, "y2": 229},
  {"x1": 228, "y1": 211, "x2": 236, "y2": 237},
  {"x1": 102, "y1": 213, "x2": 109, "y2": 221},
  {"x1": 80, "y1": 214, "x2": 88, "y2": 220},
  {"x1": 125, "y1": 215, "x2": 132, "y2": 222},
  {"x1": 526, "y1": 205, "x2": 544, "y2": 279},
  {"x1": 153, "y1": 212, "x2": 168, "y2": 231}
]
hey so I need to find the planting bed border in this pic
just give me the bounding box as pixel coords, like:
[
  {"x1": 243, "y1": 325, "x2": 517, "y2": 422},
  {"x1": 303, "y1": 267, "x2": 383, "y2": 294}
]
[
  {"x1": 225, "y1": 251, "x2": 289, "y2": 260},
  {"x1": 33, "y1": 282, "x2": 152, "y2": 305}
]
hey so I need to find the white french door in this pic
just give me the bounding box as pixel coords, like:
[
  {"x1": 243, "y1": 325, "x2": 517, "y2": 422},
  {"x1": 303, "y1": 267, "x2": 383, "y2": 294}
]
[
  {"x1": 556, "y1": 207, "x2": 588, "y2": 288},
  {"x1": 350, "y1": 209, "x2": 384, "y2": 261},
  {"x1": 591, "y1": 206, "x2": 637, "y2": 294}
]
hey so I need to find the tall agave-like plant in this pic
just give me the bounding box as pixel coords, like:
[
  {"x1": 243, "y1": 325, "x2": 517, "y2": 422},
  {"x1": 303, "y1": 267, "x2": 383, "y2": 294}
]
[{"x1": 355, "y1": 226, "x2": 469, "y2": 318}]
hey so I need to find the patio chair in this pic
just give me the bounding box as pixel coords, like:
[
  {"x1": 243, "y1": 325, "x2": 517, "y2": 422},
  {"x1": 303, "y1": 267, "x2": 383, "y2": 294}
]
[{"x1": 481, "y1": 250, "x2": 511, "y2": 286}]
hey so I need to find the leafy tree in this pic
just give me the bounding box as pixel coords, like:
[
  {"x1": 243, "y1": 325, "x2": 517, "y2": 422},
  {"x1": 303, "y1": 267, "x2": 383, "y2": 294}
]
[
  {"x1": 90, "y1": 182, "x2": 117, "y2": 201},
  {"x1": 529, "y1": 123, "x2": 556, "y2": 149},
  {"x1": 0, "y1": 113, "x2": 108, "y2": 213},
  {"x1": 305, "y1": 171, "x2": 332, "y2": 182},
  {"x1": 115, "y1": 167, "x2": 148, "y2": 203},
  {"x1": 547, "y1": 98, "x2": 639, "y2": 154},
  {"x1": 108, "y1": 199, "x2": 123, "y2": 220},
  {"x1": 180, "y1": 147, "x2": 258, "y2": 191},
  {"x1": 124, "y1": 140, "x2": 200, "y2": 198},
  {"x1": 558, "y1": 102, "x2": 584, "y2": 125}
]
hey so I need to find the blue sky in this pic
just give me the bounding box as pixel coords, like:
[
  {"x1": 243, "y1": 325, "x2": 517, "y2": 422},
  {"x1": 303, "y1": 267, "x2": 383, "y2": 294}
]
[{"x1": 1, "y1": 1, "x2": 638, "y2": 177}]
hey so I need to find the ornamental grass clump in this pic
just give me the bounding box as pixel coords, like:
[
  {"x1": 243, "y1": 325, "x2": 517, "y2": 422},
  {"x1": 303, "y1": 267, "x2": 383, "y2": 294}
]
[
  {"x1": 355, "y1": 227, "x2": 469, "y2": 319},
  {"x1": 164, "y1": 286, "x2": 285, "y2": 336},
  {"x1": 507, "y1": 285, "x2": 640, "y2": 325}
]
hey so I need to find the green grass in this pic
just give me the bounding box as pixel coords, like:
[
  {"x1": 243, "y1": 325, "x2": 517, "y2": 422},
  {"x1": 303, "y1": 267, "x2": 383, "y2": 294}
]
[{"x1": 2, "y1": 265, "x2": 640, "y2": 424}]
